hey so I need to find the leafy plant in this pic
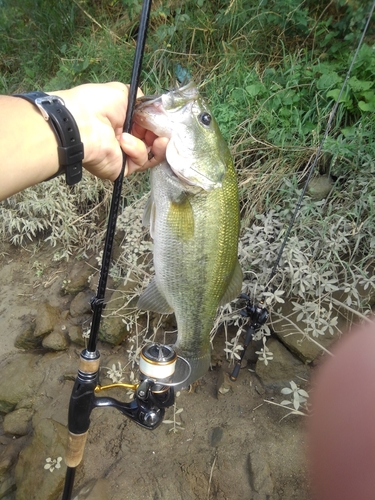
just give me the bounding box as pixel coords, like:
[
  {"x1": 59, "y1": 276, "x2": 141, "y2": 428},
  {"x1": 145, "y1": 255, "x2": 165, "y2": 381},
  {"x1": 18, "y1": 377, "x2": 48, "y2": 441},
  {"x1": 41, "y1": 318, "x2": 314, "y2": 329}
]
[
  {"x1": 0, "y1": 175, "x2": 110, "y2": 259},
  {"x1": 281, "y1": 380, "x2": 309, "y2": 411}
]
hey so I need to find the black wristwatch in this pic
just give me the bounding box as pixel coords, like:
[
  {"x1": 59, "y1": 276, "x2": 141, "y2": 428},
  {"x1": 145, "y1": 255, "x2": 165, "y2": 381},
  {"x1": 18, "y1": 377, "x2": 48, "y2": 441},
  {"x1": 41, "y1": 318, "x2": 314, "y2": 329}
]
[{"x1": 14, "y1": 91, "x2": 84, "y2": 185}]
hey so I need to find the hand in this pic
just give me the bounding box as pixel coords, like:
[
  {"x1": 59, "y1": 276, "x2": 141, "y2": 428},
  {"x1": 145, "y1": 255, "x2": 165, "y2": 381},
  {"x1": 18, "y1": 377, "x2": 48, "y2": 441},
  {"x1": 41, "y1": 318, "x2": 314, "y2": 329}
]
[{"x1": 54, "y1": 82, "x2": 168, "y2": 181}]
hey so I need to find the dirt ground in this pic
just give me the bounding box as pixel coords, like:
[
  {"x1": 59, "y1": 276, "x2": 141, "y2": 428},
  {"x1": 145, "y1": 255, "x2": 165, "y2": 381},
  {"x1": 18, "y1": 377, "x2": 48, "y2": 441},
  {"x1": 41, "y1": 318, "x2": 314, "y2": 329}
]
[{"x1": 0, "y1": 241, "x2": 311, "y2": 500}]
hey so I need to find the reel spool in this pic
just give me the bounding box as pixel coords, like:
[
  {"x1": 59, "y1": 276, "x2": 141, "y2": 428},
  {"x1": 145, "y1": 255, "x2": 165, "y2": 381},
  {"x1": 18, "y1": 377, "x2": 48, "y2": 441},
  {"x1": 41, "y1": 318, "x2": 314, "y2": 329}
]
[{"x1": 139, "y1": 344, "x2": 177, "y2": 392}]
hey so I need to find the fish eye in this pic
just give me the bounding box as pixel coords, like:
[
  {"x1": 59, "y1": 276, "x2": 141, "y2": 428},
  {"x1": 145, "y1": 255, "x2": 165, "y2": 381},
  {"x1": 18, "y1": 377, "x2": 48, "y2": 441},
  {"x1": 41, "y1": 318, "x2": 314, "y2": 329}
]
[{"x1": 199, "y1": 112, "x2": 212, "y2": 127}]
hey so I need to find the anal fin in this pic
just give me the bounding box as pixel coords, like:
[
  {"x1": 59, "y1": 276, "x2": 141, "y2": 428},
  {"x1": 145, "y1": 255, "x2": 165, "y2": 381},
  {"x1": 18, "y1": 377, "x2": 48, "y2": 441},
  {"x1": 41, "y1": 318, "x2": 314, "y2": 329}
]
[{"x1": 137, "y1": 278, "x2": 174, "y2": 314}]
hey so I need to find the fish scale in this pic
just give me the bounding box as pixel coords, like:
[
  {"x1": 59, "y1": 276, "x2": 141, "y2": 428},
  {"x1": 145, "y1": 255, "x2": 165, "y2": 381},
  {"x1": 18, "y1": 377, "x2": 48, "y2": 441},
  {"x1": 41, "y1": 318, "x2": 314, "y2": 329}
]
[{"x1": 134, "y1": 82, "x2": 242, "y2": 389}]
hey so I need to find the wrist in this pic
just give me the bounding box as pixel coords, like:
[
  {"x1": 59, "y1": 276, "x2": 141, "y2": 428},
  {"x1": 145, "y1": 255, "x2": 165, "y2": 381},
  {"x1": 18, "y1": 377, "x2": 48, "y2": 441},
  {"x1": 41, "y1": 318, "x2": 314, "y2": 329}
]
[
  {"x1": 14, "y1": 91, "x2": 84, "y2": 185},
  {"x1": 52, "y1": 88, "x2": 97, "y2": 169}
]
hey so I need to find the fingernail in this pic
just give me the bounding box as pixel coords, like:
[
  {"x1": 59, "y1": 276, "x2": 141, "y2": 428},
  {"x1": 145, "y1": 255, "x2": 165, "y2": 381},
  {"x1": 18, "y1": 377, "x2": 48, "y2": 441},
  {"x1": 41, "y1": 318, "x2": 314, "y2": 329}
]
[{"x1": 122, "y1": 133, "x2": 137, "y2": 146}]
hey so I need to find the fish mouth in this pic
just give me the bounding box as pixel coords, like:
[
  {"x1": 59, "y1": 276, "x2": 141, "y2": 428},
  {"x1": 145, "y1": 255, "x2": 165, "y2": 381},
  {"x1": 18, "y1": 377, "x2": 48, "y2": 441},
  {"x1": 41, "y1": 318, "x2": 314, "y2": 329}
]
[
  {"x1": 172, "y1": 165, "x2": 222, "y2": 190},
  {"x1": 136, "y1": 81, "x2": 198, "y2": 107}
]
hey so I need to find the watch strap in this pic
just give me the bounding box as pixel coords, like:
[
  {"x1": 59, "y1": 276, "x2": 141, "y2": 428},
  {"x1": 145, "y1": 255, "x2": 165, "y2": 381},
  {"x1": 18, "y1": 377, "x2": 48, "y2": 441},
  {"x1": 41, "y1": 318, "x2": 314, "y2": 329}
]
[{"x1": 14, "y1": 91, "x2": 84, "y2": 185}]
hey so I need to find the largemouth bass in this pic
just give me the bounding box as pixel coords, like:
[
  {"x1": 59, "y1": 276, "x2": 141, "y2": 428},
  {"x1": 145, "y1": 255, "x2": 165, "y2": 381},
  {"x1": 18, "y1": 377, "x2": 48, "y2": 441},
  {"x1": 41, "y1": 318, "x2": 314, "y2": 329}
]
[{"x1": 134, "y1": 81, "x2": 242, "y2": 390}]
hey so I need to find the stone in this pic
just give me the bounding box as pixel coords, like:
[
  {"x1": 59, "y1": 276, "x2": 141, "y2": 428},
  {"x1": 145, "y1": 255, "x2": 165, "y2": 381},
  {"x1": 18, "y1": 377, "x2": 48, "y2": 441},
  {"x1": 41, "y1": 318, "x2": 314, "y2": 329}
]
[
  {"x1": 307, "y1": 174, "x2": 334, "y2": 200},
  {"x1": 15, "y1": 418, "x2": 67, "y2": 500},
  {"x1": 63, "y1": 259, "x2": 95, "y2": 295},
  {"x1": 98, "y1": 284, "x2": 135, "y2": 345},
  {"x1": 42, "y1": 331, "x2": 70, "y2": 351},
  {"x1": 60, "y1": 309, "x2": 70, "y2": 320},
  {"x1": 3, "y1": 408, "x2": 31, "y2": 436},
  {"x1": 277, "y1": 328, "x2": 339, "y2": 365},
  {"x1": 34, "y1": 302, "x2": 60, "y2": 338},
  {"x1": 14, "y1": 322, "x2": 43, "y2": 350},
  {"x1": 0, "y1": 435, "x2": 28, "y2": 474},
  {"x1": 68, "y1": 325, "x2": 86, "y2": 347},
  {"x1": 255, "y1": 337, "x2": 309, "y2": 388},
  {"x1": 70, "y1": 290, "x2": 93, "y2": 318},
  {"x1": 269, "y1": 301, "x2": 342, "y2": 364},
  {"x1": 0, "y1": 472, "x2": 16, "y2": 498},
  {"x1": 98, "y1": 314, "x2": 128, "y2": 345},
  {"x1": 0, "y1": 353, "x2": 44, "y2": 414}
]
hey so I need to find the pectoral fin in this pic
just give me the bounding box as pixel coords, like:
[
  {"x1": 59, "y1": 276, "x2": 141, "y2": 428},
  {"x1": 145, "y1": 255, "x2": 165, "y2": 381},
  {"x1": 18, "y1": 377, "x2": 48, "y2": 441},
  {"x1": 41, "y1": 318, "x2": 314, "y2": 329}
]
[
  {"x1": 219, "y1": 260, "x2": 243, "y2": 306},
  {"x1": 142, "y1": 194, "x2": 156, "y2": 239},
  {"x1": 167, "y1": 196, "x2": 194, "y2": 240},
  {"x1": 137, "y1": 278, "x2": 174, "y2": 314}
]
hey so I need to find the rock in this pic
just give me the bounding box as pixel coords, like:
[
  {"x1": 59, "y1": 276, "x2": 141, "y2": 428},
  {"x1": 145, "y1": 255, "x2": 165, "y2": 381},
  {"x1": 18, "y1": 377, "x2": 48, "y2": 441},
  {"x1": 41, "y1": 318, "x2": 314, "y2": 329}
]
[
  {"x1": 98, "y1": 290, "x2": 127, "y2": 345},
  {"x1": 277, "y1": 329, "x2": 339, "y2": 365},
  {"x1": 307, "y1": 174, "x2": 334, "y2": 200},
  {"x1": 269, "y1": 301, "x2": 342, "y2": 364},
  {"x1": 15, "y1": 418, "x2": 67, "y2": 500},
  {"x1": 68, "y1": 325, "x2": 86, "y2": 347},
  {"x1": 3, "y1": 409, "x2": 31, "y2": 436},
  {"x1": 14, "y1": 322, "x2": 43, "y2": 350},
  {"x1": 99, "y1": 314, "x2": 128, "y2": 345},
  {"x1": 60, "y1": 309, "x2": 70, "y2": 320},
  {"x1": 70, "y1": 290, "x2": 93, "y2": 318},
  {"x1": 34, "y1": 303, "x2": 60, "y2": 338},
  {"x1": 0, "y1": 472, "x2": 16, "y2": 498},
  {"x1": 73, "y1": 478, "x2": 111, "y2": 499},
  {"x1": 0, "y1": 354, "x2": 44, "y2": 414},
  {"x1": 63, "y1": 259, "x2": 95, "y2": 295},
  {"x1": 0, "y1": 435, "x2": 28, "y2": 474},
  {"x1": 42, "y1": 331, "x2": 70, "y2": 351},
  {"x1": 255, "y1": 338, "x2": 309, "y2": 388}
]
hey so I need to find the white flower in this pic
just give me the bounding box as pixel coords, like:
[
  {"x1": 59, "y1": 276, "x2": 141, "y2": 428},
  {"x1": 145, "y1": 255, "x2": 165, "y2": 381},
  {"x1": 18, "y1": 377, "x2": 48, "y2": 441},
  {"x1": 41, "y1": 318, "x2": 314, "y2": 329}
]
[{"x1": 44, "y1": 456, "x2": 62, "y2": 472}]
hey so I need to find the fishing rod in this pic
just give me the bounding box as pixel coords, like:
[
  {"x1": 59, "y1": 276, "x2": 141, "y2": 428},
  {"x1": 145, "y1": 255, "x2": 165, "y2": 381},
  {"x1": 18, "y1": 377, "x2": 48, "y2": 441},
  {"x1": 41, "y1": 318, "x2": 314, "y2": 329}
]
[
  {"x1": 230, "y1": 0, "x2": 375, "y2": 381},
  {"x1": 60, "y1": 1, "x2": 189, "y2": 498}
]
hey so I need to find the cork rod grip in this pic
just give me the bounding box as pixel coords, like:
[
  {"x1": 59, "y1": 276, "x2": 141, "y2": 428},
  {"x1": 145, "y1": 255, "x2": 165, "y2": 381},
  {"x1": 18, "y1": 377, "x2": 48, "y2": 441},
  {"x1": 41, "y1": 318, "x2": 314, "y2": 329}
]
[{"x1": 65, "y1": 431, "x2": 89, "y2": 468}]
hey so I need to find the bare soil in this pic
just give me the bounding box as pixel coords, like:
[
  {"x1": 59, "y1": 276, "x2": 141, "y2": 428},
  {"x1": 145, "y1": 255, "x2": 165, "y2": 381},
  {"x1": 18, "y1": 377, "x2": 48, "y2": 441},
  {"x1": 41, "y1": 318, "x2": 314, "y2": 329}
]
[{"x1": 0, "y1": 241, "x2": 311, "y2": 500}]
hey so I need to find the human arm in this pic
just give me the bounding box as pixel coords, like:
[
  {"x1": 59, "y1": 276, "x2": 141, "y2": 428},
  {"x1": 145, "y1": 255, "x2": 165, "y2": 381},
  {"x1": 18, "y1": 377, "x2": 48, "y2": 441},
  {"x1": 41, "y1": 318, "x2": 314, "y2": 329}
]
[{"x1": 0, "y1": 82, "x2": 168, "y2": 201}]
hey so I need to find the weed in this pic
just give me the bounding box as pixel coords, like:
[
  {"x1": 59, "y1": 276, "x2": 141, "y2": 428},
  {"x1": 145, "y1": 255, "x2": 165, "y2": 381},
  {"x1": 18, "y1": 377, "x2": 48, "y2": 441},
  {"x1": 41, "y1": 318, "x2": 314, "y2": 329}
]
[
  {"x1": 162, "y1": 402, "x2": 184, "y2": 433},
  {"x1": 281, "y1": 379, "x2": 309, "y2": 410}
]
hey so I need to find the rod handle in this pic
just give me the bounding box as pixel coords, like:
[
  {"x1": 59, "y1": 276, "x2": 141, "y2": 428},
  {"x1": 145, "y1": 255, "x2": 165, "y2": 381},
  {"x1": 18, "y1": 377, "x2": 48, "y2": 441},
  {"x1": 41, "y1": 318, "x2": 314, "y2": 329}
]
[{"x1": 65, "y1": 431, "x2": 89, "y2": 468}]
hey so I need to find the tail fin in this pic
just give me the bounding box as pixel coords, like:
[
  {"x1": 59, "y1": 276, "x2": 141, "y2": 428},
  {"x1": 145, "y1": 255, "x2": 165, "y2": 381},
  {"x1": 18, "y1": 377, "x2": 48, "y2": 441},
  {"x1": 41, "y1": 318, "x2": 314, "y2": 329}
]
[{"x1": 172, "y1": 348, "x2": 211, "y2": 391}]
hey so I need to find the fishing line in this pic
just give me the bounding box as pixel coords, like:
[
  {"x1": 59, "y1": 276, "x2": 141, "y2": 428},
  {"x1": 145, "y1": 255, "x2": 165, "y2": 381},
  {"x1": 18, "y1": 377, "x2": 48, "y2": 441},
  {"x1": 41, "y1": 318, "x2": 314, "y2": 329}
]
[
  {"x1": 263, "y1": 0, "x2": 375, "y2": 295},
  {"x1": 231, "y1": 0, "x2": 375, "y2": 380}
]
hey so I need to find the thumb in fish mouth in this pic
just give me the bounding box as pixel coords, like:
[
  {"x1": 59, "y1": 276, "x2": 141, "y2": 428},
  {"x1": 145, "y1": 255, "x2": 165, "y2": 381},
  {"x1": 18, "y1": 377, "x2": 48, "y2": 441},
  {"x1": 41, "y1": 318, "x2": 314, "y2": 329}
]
[{"x1": 138, "y1": 137, "x2": 169, "y2": 171}]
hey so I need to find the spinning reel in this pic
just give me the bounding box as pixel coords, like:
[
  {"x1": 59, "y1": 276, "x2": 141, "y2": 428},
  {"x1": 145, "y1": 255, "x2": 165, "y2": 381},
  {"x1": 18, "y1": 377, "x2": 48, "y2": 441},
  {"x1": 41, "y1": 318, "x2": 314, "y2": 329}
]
[{"x1": 65, "y1": 343, "x2": 190, "y2": 471}]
